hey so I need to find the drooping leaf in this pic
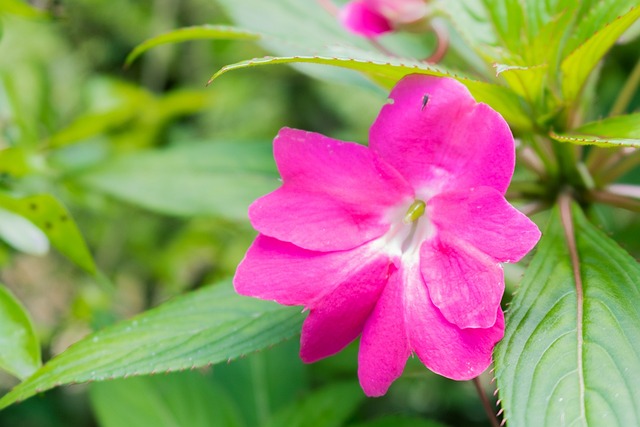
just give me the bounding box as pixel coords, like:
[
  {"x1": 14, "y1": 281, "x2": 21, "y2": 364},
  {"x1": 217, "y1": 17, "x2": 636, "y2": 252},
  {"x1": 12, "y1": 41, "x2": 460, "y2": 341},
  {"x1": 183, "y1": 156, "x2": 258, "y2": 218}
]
[
  {"x1": 0, "y1": 193, "x2": 95, "y2": 273},
  {"x1": 494, "y1": 201, "x2": 640, "y2": 426},
  {"x1": 265, "y1": 382, "x2": 364, "y2": 427},
  {"x1": 210, "y1": 55, "x2": 533, "y2": 131},
  {"x1": 560, "y1": 6, "x2": 640, "y2": 103},
  {"x1": 125, "y1": 25, "x2": 261, "y2": 68},
  {"x1": 90, "y1": 371, "x2": 244, "y2": 427},
  {"x1": 77, "y1": 140, "x2": 278, "y2": 220},
  {"x1": 0, "y1": 208, "x2": 49, "y2": 255},
  {"x1": 0, "y1": 281, "x2": 305, "y2": 409},
  {"x1": 0, "y1": 284, "x2": 41, "y2": 379},
  {"x1": 550, "y1": 113, "x2": 640, "y2": 147}
]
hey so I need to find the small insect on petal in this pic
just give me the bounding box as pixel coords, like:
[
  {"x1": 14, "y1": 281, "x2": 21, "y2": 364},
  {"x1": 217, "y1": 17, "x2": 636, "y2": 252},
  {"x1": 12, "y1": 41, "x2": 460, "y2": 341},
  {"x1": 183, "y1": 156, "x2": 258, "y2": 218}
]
[{"x1": 421, "y1": 94, "x2": 429, "y2": 110}]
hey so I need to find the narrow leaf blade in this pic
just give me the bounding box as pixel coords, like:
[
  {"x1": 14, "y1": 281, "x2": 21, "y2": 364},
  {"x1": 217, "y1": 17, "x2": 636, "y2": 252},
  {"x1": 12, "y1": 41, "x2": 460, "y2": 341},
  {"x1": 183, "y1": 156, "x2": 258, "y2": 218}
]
[
  {"x1": 550, "y1": 113, "x2": 640, "y2": 147},
  {"x1": 560, "y1": 6, "x2": 640, "y2": 102},
  {"x1": 125, "y1": 25, "x2": 261, "y2": 67},
  {"x1": 0, "y1": 281, "x2": 304, "y2": 409}
]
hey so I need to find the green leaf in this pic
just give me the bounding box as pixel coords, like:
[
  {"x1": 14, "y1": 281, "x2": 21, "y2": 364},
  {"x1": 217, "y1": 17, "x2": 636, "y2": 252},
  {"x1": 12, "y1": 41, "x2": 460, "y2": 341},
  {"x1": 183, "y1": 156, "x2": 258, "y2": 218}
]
[
  {"x1": 90, "y1": 371, "x2": 244, "y2": 427},
  {"x1": 210, "y1": 56, "x2": 533, "y2": 131},
  {"x1": 550, "y1": 113, "x2": 640, "y2": 147},
  {"x1": 0, "y1": 284, "x2": 41, "y2": 379},
  {"x1": 0, "y1": 207, "x2": 48, "y2": 255},
  {"x1": 0, "y1": 147, "x2": 30, "y2": 177},
  {"x1": 494, "y1": 201, "x2": 640, "y2": 426},
  {"x1": 0, "y1": 193, "x2": 95, "y2": 273},
  {"x1": 560, "y1": 6, "x2": 640, "y2": 102},
  {"x1": 125, "y1": 25, "x2": 261, "y2": 68},
  {"x1": 77, "y1": 140, "x2": 278, "y2": 220},
  {"x1": 0, "y1": 0, "x2": 46, "y2": 18},
  {"x1": 494, "y1": 63, "x2": 547, "y2": 105},
  {"x1": 265, "y1": 382, "x2": 364, "y2": 427},
  {"x1": 0, "y1": 281, "x2": 304, "y2": 409}
]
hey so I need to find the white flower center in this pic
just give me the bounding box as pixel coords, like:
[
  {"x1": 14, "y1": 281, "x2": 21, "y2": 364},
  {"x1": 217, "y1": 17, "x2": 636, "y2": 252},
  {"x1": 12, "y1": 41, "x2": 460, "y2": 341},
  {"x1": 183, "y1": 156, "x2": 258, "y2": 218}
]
[{"x1": 376, "y1": 198, "x2": 434, "y2": 261}]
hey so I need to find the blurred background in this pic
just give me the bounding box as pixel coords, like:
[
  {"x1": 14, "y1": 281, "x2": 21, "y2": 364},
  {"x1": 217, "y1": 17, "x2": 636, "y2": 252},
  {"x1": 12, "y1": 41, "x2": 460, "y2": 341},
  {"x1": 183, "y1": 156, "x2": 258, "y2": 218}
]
[{"x1": 0, "y1": 1, "x2": 638, "y2": 426}]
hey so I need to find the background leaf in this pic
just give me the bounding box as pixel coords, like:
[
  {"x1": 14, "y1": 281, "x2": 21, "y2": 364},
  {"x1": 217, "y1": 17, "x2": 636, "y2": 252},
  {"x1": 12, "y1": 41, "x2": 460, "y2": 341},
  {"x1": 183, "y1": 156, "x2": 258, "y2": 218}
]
[
  {"x1": 77, "y1": 140, "x2": 278, "y2": 220},
  {"x1": 0, "y1": 193, "x2": 95, "y2": 273},
  {"x1": 265, "y1": 382, "x2": 365, "y2": 427},
  {"x1": 125, "y1": 25, "x2": 261, "y2": 67},
  {"x1": 494, "y1": 202, "x2": 640, "y2": 426},
  {"x1": 0, "y1": 284, "x2": 41, "y2": 379},
  {"x1": 90, "y1": 371, "x2": 244, "y2": 427},
  {"x1": 0, "y1": 207, "x2": 49, "y2": 255},
  {"x1": 0, "y1": 281, "x2": 305, "y2": 409}
]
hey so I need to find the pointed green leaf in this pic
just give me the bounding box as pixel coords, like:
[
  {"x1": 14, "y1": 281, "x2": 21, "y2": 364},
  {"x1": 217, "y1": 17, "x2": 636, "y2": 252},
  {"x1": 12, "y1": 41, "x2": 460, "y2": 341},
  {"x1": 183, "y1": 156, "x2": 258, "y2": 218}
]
[
  {"x1": 561, "y1": 6, "x2": 640, "y2": 102},
  {"x1": 210, "y1": 55, "x2": 533, "y2": 131},
  {"x1": 0, "y1": 281, "x2": 304, "y2": 409},
  {"x1": 495, "y1": 201, "x2": 640, "y2": 426},
  {"x1": 0, "y1": 285, "x2": 41, "y2": 380},
  {"x1": 550, "y1": 113, "x2": 640, "y2": 147},
  {"x1": 77, "y1": 140, "x2": 278, "y2": 219},
  {"x1": 494, "y1": 63, "x2": 547, "y2": 104},
  {"x1": 90, "y1": 371, "x2": 244, "y2": 427},
  {"x1": 265, "y1": 382, "x2": 364, "y2": 427},
  {"x1": 0, "y1": 208, "x2": 48, "y2": 255},
  {"x1": 0, "y1": 193, "x2": 95, "y2": 273},
  {"x1": 125, "y1": 25, "x2": 261, "y2": 68}
]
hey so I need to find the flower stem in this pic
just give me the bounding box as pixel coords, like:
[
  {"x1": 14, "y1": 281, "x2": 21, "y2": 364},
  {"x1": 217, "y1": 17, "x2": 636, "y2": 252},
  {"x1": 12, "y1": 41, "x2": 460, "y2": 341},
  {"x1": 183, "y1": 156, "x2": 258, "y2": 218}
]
[
  {"x1": 588, "y1": 187, "x2": 640, "y2": 212},
  {"x1": 473, "y1": 377, "x2": 500, "y2": 427},
  {"x1": 610, "y1": 57, "x2": 640, "y2": 116},
  {"x1": 424, "y1": 20, "x2": 448, "y2": 64}
]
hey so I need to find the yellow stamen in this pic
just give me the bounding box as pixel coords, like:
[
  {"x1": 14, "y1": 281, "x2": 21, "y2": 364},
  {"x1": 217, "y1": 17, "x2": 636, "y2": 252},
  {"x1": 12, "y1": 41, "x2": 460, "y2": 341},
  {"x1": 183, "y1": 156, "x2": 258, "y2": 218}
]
[{"x1": 403, "y1": 199, "x2": 426, "y2": 223}]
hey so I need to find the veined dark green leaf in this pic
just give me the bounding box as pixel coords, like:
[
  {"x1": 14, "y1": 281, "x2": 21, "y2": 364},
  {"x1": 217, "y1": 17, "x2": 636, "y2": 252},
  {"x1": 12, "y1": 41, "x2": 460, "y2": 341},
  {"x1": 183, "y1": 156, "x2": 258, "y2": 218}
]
[
  {"x1": 210, "y1": 56, "x2": 533, "y2": 131},
  {"x1": 550, "y1": 113, "x2": 640, "y2": 147},
  {"x1": 0, "y1": 285, "x2": 41, "y2": 380},
  {"x1": 90, "y1": 371, "x2": 244, "y2": 427},
  {"x1": 265, "y1": 382, "x2": 364, "y2": 427},
  {"x1": 0, "y1": 281, "x2": 305, "y2": 409},
  {"x1": 0, "y1": 193, "x2": 95, "y2": 273},
  {"x1": 77, "y1": 140, "x2": 278, "y2": 220},
  {"x1": 560, "y1": 6, "x2": 640, "y2": 103},
  {"x1": 494, "y1": 200, "x2": 640, "y2": 426},
  {"x1": 125, "y1": 25, "x2": 261, "y2": 68}
]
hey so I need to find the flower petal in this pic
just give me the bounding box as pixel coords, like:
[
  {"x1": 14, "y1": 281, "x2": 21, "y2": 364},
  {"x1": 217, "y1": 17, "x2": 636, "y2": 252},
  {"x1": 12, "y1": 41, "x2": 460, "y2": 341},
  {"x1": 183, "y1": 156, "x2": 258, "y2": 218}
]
[
  {"x1": 340, "y1": 0, "x2": 393, "y2": 37},
  {"x1": 404, "y1": 262, "x2": 504, "y2": 380},
  {"x1": 358, "y1": 265, "x2": 411, "y2": 397},
  {"x1": 429, "y1": 187, "x2": 541, "y2": 262},
  {"x1": 369, "y1": 75, "x2": 515, "y2": 195},
  {"x1": 420, "y1": 237, "x2": 503, "y2": 329},
  {"x1": 234, "y1": 234, "x2": 386, "y2": 307},
  {"x1": 250, "y1": 128, "x2": 413, "y2": 251},
  {"x1": 300, "y1": 257, "x2": 390, "y2": 363}
]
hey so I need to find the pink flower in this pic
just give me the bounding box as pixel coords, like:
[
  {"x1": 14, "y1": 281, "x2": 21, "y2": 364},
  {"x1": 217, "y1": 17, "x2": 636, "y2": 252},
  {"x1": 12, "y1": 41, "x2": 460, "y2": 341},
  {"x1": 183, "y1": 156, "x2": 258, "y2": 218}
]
[
  {"x1": 234, "y1": 75, "x2": 541, "y2": 396},
  {"x1": 340, "y1": 0, "x2": 429, "y2": 37}
]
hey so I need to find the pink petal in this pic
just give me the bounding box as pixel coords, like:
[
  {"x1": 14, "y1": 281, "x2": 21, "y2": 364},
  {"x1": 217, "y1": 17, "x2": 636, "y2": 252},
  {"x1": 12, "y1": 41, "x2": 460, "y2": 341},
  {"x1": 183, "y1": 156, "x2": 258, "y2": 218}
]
[
  {"x1": 420, "y1": 237, "x2": 503, "y2": 329},
  {"x1": 369, "y1": 75, "x2": 515, "y2": 195},
  {"x1": 428, "y1": 187, "x2": 541, "y2": 262},
  {"x1": 300, "y1": 257, "x2": 390, "y2": 362},
  {"x1": 340, "y1": 0, "x2": 393, "y2": 37},
  {"x1": 404, "y1": 262, "x2": 505, "y2": 380},
  {"x1": 234, "y1": 234, "x2": 385, "y2": 307},
  {"x1": 250, "y1": 128, "x2": 413, "y2": 252},
  {"x1": 358, "y1": 265, "x2": 411, "y2": 396}
]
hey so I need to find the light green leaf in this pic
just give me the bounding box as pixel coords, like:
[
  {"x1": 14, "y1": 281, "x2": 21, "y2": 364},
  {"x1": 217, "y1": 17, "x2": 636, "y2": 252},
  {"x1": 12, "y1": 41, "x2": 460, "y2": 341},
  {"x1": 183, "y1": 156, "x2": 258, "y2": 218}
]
[
  {"x1": 0, "y1": 281, "x2": 305, "y2": 409},
  {"x1": 90, "y1": 371, "x2": 244, "y2": 427},
  {"x1": 0, "y1": 284, "x2": 41, "y2": 379},
  {"x1": 561, "y1": 6, "x2": 640, "y2": 102},
  {"x1": 494, "y1": 201, "x2": 640, "y2": 426},
  {"x1": 0, "y1": 147, "x2": 30, "y2": 177},
  {"x1": 549, "y1": 113, "x2": 640, "y2": 147},
  {"x1": 0, "y1": 193, "x2": 95, "y2": 273},
  {"x1": 77, "y1": 140, "x2": 278, "y2": 220},
  {"x1": 0, "y1": 207, "x2": 49, "y2": 255},
  {"x1": 125, "y1": 25, "x2": 261, "y2": 68},
  {"x1": 210, "y1": 55, "x2": 533, "y2": 131},
  {"x1": 265, "y1": 382, "x2": 364, "y2": 427},
  {"x1": 494, "y1": 63, "x2": 547, "y2": 105},
  {"x1": 0, "y1": 0, "x2": 46, "y2": 18}
]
